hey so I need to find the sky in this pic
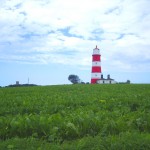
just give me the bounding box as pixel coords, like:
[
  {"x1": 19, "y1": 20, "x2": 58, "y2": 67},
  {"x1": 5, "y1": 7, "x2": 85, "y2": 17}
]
[{"x1": 0, "y1": 0, "x2": 150, "y2": 86}]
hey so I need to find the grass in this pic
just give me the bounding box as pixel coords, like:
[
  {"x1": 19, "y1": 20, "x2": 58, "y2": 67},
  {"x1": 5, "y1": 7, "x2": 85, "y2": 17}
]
[{"x1": 0, "y1": 84, "x2": 150, "y2": 149}]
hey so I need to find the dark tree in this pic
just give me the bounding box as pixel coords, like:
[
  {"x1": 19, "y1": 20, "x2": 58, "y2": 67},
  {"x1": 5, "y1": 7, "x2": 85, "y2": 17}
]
[
  {"x1": 126, "y1": 80, "x2": 131, "y2": 84},
  {"x1": 68, "y1": 74, "x2": 81, "y2": 84}
]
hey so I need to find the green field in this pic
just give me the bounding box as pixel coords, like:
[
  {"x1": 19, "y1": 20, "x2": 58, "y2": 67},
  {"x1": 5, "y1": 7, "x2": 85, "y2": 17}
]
[{"x1": 0, "y1": 84, "x2": 150, "y2": 150}]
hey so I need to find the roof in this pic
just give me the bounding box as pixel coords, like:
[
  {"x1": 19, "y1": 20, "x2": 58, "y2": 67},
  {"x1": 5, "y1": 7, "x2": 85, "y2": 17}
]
[
  {"x1": 94, "y1": 45, "x2": 99, "y2": 50},
  {"x1": 98, "y1": 78, "x2": 114, "y2": 81}
]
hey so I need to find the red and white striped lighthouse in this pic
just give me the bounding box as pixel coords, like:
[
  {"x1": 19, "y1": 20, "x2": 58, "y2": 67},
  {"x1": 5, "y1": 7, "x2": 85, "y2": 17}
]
[{"x1": 91, "y1": 45, "x2": 101, "y2": 84}]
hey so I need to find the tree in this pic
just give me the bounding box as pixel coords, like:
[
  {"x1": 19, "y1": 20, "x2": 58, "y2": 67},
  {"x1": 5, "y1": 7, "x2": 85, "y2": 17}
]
[
  {"x1": 126, "y1": 80, "x2": 131, "y2": 84},
  {"x1": 68, "y1": 74, "x2": 81, "y2": 84}
]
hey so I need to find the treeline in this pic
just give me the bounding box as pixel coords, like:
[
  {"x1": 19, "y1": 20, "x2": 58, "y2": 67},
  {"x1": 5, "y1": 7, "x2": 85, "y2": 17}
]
[
  {"x1": 68, "y1": 74, "x2": 89, "y2": 84},
  {"x1": 118, "y1": 80, "x2": 131, "y2": 84},
  {"x1": 5, "y1": 84, "x2": 38, "y2": 88}
]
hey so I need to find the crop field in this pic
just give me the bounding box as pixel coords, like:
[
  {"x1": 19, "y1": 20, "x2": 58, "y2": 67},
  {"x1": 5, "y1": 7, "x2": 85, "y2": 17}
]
[{"x1": 0, "y1": 84, "x2": 150, "y2": 149}]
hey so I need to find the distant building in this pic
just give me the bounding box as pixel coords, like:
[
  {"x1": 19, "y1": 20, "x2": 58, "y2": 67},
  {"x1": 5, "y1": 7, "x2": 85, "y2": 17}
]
[
  {"x1": 96, "y1": 74, "x2": 117, "y2": 84},
  {"x1": 16, "y1": 81, "x2": 19, "y2": 85}
]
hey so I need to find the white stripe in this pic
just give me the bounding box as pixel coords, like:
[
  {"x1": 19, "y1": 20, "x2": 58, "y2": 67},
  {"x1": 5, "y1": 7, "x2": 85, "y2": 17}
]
[
  {"x1": 92, "y1": 62, "x2": 101, "y2": 66},
  {"x1": 91, "y1": 73, "x2": 101, "y2": 78},
  {"x1": 93, "y1": 50, "x2": 100, "y2": 55}
]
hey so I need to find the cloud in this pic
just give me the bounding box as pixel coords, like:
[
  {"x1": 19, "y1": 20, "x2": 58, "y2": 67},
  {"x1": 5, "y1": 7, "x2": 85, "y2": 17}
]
[{"x1": 0, "y1": 0, "x2": 150, "y2": 73}]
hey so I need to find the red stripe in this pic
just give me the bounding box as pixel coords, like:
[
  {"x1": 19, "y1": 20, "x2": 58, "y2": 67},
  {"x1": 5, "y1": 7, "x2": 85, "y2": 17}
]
[
  {"x1": 92, "y1": 67, "x2": 101, "y2": 72},
  {"x1": 91, "y1": 79, "x2": 98, "y2": 84},
  {"x1": 92, "y1": 55, "x2": 101, "y2": 61}
]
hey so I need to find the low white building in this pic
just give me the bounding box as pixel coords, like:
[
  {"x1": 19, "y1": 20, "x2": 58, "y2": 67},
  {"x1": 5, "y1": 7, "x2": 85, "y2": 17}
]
[{"x1": 96, "y1": 74, "x2": 117, "y2": 84}]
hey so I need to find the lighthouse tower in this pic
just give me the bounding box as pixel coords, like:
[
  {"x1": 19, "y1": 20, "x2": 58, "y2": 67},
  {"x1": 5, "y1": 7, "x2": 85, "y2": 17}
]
[{"x1": 91, "y1": 45, "x2": 101, "y2": 84}]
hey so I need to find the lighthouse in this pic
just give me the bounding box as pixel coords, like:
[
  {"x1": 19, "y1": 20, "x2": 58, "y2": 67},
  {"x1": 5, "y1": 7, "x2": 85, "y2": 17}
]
[{"x1": 91, "y1": 45, "x2": 101, "y2": 84}]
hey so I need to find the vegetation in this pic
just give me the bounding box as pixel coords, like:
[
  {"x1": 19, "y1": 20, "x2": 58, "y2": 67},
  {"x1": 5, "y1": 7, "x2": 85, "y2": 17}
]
[
  {"x1": 0, "y1": 84, "x2": 150, "y2": 149},
  {"x1": 6, "y1": 84, "x2": 38, "y2": 88},
  {"x1": 68, "y1": 74, "x2": 81, "y2": 84}
]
